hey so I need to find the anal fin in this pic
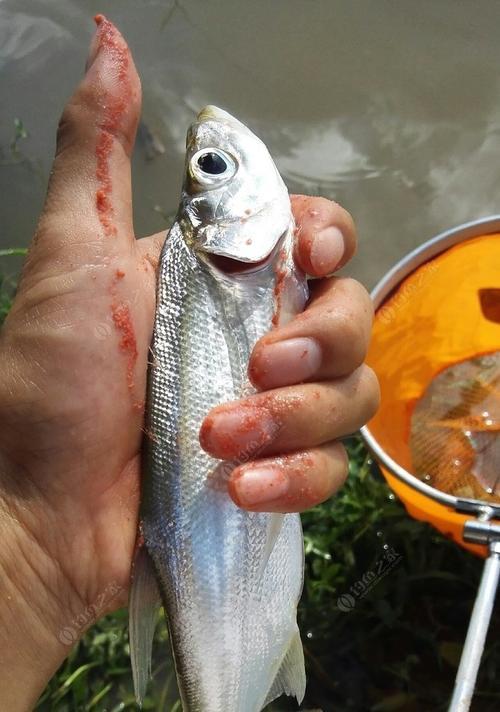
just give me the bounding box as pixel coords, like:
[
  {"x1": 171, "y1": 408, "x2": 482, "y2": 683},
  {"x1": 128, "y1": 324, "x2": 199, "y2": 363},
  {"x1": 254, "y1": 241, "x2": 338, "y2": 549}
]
[
  {"x1": 129, "y1": 544, "x2": 161, "y2": 706},
  {"x1": 263, "y1": 629, "x2": 306, "y2": 708}
]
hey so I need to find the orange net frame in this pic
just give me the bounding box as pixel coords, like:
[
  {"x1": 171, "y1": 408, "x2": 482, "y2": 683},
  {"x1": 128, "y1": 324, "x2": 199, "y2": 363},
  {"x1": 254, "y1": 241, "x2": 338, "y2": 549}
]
[{"x1": 366, "y1": 233, "x2": 500, "y2": 555}]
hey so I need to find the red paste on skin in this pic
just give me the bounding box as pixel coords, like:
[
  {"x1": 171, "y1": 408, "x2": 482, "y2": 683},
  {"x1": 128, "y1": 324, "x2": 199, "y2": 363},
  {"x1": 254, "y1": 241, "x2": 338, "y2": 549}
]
[
  {"x1": 200, "y1": 407, "x2": 275, "y2": 460},
  {"x1": 247, "y1": 348, "x2": 268, "y2": 386},
  {"x1": 201, "y1": 392, "x2": 303, "y2": 460},
  {"x1": 271, "y1": 248, "x2": 287, "y2": 327},
  {"x1": 291, "y1": 199, "x2": 321, "y2": 275},
  {"x1": 111, "y1": 302, "x2": 138, "y2": 392},
  {"x1": 230, "y1": 451, "x2": 316, "y2": 509},
  {"x1": 281, "y1": 452, "x2": 316, "y2": 507},
  {"x1": 108, "y1": 273, "x2": 144, "y2": 411},
  {"x1": 93, "y1": 15, "x2": 131, "y2": 237},
  {"x1": 297, "y1": 231, "x2": 314, "y2": 274},
  {"x1": 90, "y1": 19, "x2": 141, "y2": 406}
]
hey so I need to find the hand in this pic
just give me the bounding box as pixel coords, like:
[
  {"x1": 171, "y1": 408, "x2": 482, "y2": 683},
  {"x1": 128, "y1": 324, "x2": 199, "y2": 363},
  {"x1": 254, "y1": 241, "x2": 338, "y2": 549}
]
[
  {"x1": 200, "y1": 195, "x2": 378, "y2": 511},
  {"x1": 0, "y1": 16, "x2": 378, "y2": 711}
]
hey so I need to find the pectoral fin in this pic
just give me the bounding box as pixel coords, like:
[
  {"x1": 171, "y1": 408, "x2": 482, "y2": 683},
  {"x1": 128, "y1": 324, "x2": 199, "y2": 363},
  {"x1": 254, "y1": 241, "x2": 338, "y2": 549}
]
[
  {"x1": 263, "y1": 629, "x2": 306, "y2": 708},
  {"x1": 129, "y1": 544, "x2": 161, "y2": 706}
]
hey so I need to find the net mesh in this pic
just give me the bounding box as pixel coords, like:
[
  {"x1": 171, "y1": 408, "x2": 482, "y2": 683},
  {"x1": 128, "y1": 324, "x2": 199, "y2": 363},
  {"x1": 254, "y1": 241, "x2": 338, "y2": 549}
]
[
  {"x1": 366, "y1": 233, "x2": 500, "y2": 512},
  {"x1": 410, "y1": 352, "x2": 500, "y2": 502}
]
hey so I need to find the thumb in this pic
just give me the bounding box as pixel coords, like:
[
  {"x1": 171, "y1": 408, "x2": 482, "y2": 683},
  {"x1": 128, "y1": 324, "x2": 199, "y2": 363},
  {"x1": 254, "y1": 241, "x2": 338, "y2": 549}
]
[{"x1": 24, "y1": 15, "x2": 141, "y2": 282}]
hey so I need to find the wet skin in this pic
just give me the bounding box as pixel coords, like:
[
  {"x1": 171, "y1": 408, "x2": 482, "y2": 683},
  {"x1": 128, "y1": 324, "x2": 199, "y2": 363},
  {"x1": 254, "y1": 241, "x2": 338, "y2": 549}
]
[{"x1": 0, "y1": 16, "x2": 379, "y2": 711}]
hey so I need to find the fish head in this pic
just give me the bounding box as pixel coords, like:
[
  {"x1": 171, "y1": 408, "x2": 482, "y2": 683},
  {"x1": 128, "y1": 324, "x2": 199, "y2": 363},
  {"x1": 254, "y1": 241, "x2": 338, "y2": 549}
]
[{"x1": 180, "y1": 105, "x2": 291, "y2": 265}]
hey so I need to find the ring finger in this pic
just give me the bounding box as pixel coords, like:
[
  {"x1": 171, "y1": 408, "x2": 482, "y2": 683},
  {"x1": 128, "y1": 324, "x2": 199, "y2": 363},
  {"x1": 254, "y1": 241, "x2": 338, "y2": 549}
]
[{"x1": 228, "y1": 442, "x2": 349, "y2": 513}]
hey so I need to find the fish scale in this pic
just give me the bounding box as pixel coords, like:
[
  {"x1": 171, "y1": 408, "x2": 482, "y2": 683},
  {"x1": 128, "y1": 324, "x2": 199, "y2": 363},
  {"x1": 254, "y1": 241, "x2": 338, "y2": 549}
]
[{"x1": 130, "y1": 106, "x2": 307, "y2": 711}]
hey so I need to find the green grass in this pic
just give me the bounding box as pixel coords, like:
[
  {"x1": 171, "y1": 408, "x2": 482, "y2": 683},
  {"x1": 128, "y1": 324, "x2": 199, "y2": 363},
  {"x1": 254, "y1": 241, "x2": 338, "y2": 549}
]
[
  {"x1": 33, "y1": 443, "x2": 499, "y2": 712},
  {"x1": 0, "y1": 269, "x2": 498, "y2": 711}
]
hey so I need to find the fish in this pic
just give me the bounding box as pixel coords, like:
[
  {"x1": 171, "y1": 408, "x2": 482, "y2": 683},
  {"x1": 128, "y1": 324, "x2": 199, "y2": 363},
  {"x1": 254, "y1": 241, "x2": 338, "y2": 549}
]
[{"x1": 129, "y1": 105, "x2": 308, "y2": 711}]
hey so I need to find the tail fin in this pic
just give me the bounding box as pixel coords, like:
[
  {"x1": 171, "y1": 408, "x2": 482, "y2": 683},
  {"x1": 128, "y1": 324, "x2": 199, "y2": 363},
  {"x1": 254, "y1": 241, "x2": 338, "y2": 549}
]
[{"x1": 129, "y1": 545, "x2": 161, "y2": 706}]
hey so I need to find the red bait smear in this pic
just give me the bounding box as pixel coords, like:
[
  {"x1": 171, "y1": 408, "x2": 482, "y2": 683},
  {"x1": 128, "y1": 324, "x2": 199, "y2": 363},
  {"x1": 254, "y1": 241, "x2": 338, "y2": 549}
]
[
  {"x1": 112, "y1": 302, "x2": 138, "y2": 392},
  {"x1": 281, "y1": 451, "x2": 316, "y2": 508},
  {"x1": 200, "y1": 407, "x2": 276, "y2": 460},
  {"x1": 230, "y1": 451, "x2": 316, "y2": 509},
  {"x1": 271, "y1": 248, "x2": 288, "y2": 327},
  {"x1": 108, "y1": 271, "x2": 143, "y2": 411},
  {"x1": 93, "y1": 15, "x2": 131, "y2": 237},
  {"x1": 91, "y1": 17, "x2": 142, "y2": 409}
]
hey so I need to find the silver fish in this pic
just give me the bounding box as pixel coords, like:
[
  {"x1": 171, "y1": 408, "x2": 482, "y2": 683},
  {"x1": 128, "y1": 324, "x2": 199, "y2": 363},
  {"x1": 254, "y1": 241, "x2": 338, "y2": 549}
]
[{"x1": 130, "y1": 106, "x2": 308, "y2": 711}]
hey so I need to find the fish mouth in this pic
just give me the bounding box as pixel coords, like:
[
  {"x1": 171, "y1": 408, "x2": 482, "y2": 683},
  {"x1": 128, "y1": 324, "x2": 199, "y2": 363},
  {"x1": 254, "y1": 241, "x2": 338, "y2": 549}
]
[
  {"x1": 205, "y1": 236, "x2": 285, "y2": 275},
  {"x1": 208, "y1": 253, "x2": 272, "y2": 274}
]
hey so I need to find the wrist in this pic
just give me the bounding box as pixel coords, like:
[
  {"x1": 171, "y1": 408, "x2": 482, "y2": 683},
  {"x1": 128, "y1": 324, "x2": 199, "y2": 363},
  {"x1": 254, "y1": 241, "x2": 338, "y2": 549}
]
[{"x1": 0, "y1": 490, "x2": 83, "y2": 710}]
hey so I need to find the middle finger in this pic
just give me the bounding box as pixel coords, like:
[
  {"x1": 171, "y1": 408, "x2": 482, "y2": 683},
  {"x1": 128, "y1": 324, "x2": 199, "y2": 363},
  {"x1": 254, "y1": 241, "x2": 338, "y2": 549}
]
[
  {"x1": 249, "y1": 276, "x2": 373, "y2": 391},
  {"x1": 199, "y1": 365, "x2": 379, "y2": 460}
]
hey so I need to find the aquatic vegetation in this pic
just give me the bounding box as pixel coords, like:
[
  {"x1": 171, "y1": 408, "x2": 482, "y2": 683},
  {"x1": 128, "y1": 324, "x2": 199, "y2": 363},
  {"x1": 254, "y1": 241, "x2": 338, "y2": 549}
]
[{"x1": 0, "y1": 118, "x2": 29, "y2": 166}]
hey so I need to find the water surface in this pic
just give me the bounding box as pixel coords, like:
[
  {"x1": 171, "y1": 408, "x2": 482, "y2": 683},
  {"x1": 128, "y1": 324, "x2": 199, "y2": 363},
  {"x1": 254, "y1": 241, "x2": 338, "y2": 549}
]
[{"x1": 3, "y1": 0, "x2": 500, "y2": 287}]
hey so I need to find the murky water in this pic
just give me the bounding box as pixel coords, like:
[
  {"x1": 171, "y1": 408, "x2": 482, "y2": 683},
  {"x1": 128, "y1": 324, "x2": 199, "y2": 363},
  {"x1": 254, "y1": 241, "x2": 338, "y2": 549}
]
[{"x1": 2, "y1": 1, "x2": 500, "y2": 287}]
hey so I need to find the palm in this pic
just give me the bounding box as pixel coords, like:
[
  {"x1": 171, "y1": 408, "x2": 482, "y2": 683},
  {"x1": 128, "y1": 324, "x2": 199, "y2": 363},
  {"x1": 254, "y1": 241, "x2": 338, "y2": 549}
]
[{"x1": 0, "y1": 234, "x2": 163, "y2": 613}]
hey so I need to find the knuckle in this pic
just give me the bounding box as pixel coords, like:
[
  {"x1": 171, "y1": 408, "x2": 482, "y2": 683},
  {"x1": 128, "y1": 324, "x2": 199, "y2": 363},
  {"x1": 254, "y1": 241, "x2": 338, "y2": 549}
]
[
  {"x1": 315, "y1": 197, "x2": 345, "y2": 228},
  {"x1": 340, "y1": 277, "x2": 371, "y2": 305},
  {"x1": 319, "y1": 443, "x2": 349, "y2": 498},
  {"x1": 294, "y1": 195, "x2": 344, "y2": 228},
  {"x1": 329, "y1": 311, "x2": 367, "y2": 363},
  {"x1": 56, "y1": 103, "x2": 77, "y2": 154},
  {"x1": 56, "y1": 87, "x2": 94, "y2": 156}
]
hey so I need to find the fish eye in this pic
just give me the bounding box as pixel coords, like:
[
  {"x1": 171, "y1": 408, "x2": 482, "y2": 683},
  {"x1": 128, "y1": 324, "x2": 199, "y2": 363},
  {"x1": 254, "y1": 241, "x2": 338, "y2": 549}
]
[
  {"x1": 190, "y1": 148, "x2": 237, "y2": 187},
  {"x1": 197, "y1": 151, "x2": 227, "y2": 175}
]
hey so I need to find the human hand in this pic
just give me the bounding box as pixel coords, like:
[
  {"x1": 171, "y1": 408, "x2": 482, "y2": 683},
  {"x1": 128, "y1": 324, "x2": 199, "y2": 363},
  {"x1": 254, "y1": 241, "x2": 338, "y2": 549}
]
[
  {"x1": 200, "y1": 194, "x2": 379, "y2": 512},
  {"x1": 0, "y1": 16, "x2": 378, "y2": 711}
]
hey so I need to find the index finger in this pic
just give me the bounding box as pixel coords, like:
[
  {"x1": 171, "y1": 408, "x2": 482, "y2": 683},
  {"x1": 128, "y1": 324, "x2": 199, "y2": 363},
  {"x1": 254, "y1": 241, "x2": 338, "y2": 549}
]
[{"x1": 291, "y1": 195, "x2": 357, "y2": 277}]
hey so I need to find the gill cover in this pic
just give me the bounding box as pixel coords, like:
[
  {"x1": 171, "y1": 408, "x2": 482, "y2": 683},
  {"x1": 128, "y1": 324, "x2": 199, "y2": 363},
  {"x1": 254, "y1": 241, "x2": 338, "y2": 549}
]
[{"x1": 180, "y1": 106, "x2": 292, "y2": 263}]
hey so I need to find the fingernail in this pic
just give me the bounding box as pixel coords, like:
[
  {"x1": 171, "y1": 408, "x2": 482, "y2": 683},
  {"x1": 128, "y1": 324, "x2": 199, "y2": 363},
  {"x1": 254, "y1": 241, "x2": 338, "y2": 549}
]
[
  {"x1": 199, "y1": 406, "x2": 279, "y2": 458},
  {"x1": 250, "y1": 337, "x2": 321, "y2": 389},
  {"x1": 232, "y1": 467, "x2": 289, "y2": 507},
  {"x1": 310, "y1": 226, "x2": 344, "y2": 275},
  {"x1": 85, "y1": 15, "x2": 105, "y2": 72}
]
